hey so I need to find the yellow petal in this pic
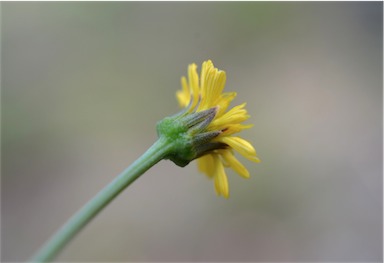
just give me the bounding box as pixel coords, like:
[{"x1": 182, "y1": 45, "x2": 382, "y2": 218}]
[
  {"x1": 199, "y1": 60, "x2": 212, "y2": 104},
  {"x1": 197, "y1": 154, "x2": 215, "y2": 178},
  {"x1": 198, "y1": 60, "x2": 226, "y2": 111},
  {"x1": 210, "y1": 70, "x2": 226, "y2": 104},
  {"x1": 188, "y1": 63, "x2": 200, "y2": 109},
  {"x1": 213, "y1": 154, "x2": 229, "y2": 198},
  {"x1": 214, "y1": 92, "x2": 237, "y2": 118},
  {"x1": 176, "y1": 76, "x2": 190, "y2": 108},
  {"x1": 219, "y1": 124, "x2": 254, "y2": 137},
  {"x1": 220, "y1": 150, "x2": 250, "y2": 178},
  {"x1": 210, "y1": 103, "x2": 249, "y2": 129},
  {"x1": 220, "y1": 136, "x2": 261, "y2": 163}
]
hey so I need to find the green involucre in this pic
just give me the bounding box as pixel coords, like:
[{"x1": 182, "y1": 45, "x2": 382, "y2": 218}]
[
  {"x1": 156, "y1": 106, "x2": 221, "y2": 167},
  {"x1": 156, "y1": 115, "x2": 195, "y2": 167}
]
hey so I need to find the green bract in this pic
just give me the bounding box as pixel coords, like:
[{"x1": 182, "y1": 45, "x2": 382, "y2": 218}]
[{"x1": 156, "y1": 107, "x2": 224, "y2": 167}]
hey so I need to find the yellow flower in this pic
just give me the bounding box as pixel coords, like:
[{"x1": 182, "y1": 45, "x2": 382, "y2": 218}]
[{"x1": 176, "y1": 60, "x2": 260, "y2": 198}]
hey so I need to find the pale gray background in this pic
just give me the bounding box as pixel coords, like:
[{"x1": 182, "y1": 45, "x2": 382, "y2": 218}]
[{"x1": 2, "y1": 2, "x2": 383, "y2": 262}]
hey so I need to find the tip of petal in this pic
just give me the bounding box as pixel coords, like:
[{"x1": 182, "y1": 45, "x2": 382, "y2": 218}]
[{"x1": 251, "y1": 156, "x2": 261, "y2": 163}]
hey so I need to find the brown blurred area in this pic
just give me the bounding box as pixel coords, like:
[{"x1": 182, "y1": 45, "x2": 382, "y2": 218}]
[{"x1": 2, "y1": 2, "x2": 382, "y2": 262}]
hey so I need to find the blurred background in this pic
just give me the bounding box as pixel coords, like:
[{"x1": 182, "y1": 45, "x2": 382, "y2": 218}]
[{"x1": 2, "y1": 2, "x2": 382, "y2": 262}]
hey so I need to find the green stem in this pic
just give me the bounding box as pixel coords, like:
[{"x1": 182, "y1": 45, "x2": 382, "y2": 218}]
[{"x1": 31, "y1": 137, "x2": 173, "y2": 262}]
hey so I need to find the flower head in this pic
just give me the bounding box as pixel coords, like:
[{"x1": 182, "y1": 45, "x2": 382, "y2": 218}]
[{"x1": 173, "y1": 60, "x2": 260, "y2": 198}]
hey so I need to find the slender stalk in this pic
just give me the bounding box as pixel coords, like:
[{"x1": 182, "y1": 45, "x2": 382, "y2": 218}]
[{"x1": 31, "y1": 138, "x2": 173, "y2": 262}]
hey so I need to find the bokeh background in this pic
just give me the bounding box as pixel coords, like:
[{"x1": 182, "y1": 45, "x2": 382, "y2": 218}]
[{"x1": 2, "y1": 2, "x2": 382, "y2": 262}]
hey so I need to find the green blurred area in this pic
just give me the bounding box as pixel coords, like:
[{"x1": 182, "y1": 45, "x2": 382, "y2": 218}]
[{"x1": 2, "y1": 2, "x2": 382, "y2": 262}]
